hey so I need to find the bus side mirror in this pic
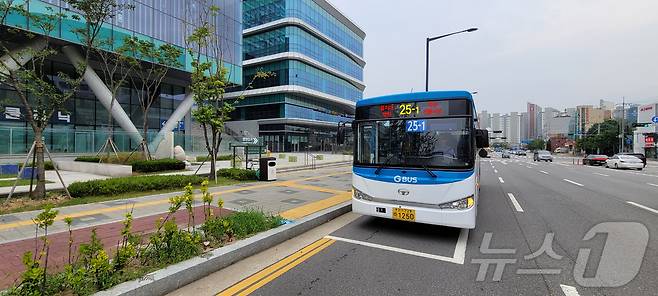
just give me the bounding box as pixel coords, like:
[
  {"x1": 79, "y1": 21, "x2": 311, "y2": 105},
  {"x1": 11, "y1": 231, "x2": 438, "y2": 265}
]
[
  {"x1": 476, "y1": 129, "x2": 489, "y2": 148},
  {"x1": 337, "y1": 128, "x2": 346, "y2": 145}
]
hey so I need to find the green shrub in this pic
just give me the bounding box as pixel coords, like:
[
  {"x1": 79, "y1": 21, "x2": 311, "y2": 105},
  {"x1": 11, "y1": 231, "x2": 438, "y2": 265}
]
[
  {"x1": 75, "y1": 156, "x2": 101, "y2": 163},
  {"x1": 217, "y1": 168, "x2": 258, "y2": 181},
  {"x1": 278, "y1": 154, "x2": 286, "y2": 159},
  {"x1": 142, "y1": 219, "x2": 202, "y2": 266},
  {"x1": 67, "y1": 175, "x2": 206, "y2": 198},
  {"x1": 288, "y1": 156, "x2": 297, "y2": 163},
  {"x1": 131, "y1": 159, "x2": 186, "y2": 173},
  {"x1": 315, "y1": 155, "x2": 324, "y2": 160},
  {"x1": 201, "y1": 210, "x2": 284, "y2": 243},
  {"x1": 227, "y1": 210, "x2": 284, "y2": 239},
  {"x1": 19, "y1": 161, "x2": 55, "y2": 170}
]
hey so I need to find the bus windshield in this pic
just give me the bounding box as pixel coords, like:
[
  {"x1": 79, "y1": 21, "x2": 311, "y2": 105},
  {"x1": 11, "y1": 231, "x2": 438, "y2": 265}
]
[{"x1": 355, "y1": 117, "x2": 473, "y2": 169}]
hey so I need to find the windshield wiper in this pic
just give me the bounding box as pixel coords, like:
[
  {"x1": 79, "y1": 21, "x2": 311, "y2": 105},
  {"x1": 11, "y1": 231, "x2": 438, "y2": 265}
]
[
  {"x1": 421, "y1": 164, "x2": 437, "y2": 178},
  {"x1": 375, "y1": 154, "x2": 397, "y2": 175}
]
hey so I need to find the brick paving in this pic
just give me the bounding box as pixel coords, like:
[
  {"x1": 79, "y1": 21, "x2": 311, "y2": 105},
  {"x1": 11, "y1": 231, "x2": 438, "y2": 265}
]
[{"x1": 0, "y1": 206, "x2": 230, "y2": 289}]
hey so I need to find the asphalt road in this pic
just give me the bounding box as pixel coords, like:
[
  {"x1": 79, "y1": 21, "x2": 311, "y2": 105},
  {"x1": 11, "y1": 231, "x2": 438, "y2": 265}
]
[{"x1": 217, "y1": 155, "x2": 658, "y2": 296}]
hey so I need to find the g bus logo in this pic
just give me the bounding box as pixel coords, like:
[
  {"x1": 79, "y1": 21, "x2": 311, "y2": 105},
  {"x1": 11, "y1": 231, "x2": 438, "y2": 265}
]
[{"x1": 393, "y1": 176, "x2": 418, "y2": 183}]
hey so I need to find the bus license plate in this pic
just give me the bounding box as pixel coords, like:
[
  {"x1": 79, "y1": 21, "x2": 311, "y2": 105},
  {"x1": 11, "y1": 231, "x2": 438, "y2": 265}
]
[{"x1": 392, "y1": 208, "x2": 416, "y2": 222}]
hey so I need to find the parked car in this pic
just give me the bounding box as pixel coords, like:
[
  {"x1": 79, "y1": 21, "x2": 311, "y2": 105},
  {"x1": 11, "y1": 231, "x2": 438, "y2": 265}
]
[
  {"x1": 617, "y1": 153, "x2": 646, "y2": 168},
  {"x1": 533, "y1": 150, "x2": 553, "y2": 162},
  {"x1": 502, "y1": 151, "x2": 511, "y2": 158},
  {"x1": 583, "y1": 154, "x2": 608, "y2": 166},
  {"x1": 606, "y1": 155, "x2": 643, "y2": 170}
]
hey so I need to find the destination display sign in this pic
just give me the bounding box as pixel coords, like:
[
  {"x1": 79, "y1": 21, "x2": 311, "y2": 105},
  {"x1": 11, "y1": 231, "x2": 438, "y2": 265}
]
[{"x1": 356, "y1": 99, "x2": 471, "y2": 120}]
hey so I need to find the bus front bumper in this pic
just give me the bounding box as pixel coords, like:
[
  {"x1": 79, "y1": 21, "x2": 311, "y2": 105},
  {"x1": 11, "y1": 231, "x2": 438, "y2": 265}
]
[{"x1": 352, "y1": 198, "x2": 477, "y2": 229}]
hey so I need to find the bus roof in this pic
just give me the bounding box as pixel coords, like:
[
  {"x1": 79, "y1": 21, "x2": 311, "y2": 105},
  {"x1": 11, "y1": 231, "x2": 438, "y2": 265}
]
[{"x1": 356, "y1": 91, "x2": 473, "y2": 107}]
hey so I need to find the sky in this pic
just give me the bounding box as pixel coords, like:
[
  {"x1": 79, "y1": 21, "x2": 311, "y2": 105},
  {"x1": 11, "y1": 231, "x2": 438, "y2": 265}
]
[{"x1": 329, "y1": 0, "x2": 658, "y2": 113}]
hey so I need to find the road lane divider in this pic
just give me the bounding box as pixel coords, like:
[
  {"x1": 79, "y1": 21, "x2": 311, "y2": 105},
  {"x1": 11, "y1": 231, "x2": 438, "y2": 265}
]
[
  {"x1": 593, "y1": 173, "x2": 609, "y2": 177},
  {"x1": 560, "y1": 284, "x2": 581, "y2": 296},
  {"x1": 494, "y1": 169, "x2": 498, "y2": 174},
  {"x1": 563, "y1": 179, "x2": 584, "y2": 187},
  {"x1": 627, "y1": 202, "x2": 658, "y2": 214},
  {"x1": 325, "y1": 230, "x2": 469, "y2": 265},
  {"x1": 507, "y1": 193, "x2": 524, "y2": 212},
  {"x1": 540, "y1": 170, "x2": 549, "y2": 175},
  {"x1": 648, "y1": 183, "x2": 658, "y2": 188},
  {"x1": 217, "y1": 238, "x2": 336, "y2": 296},
  {"x1": 498, "y1": 177, "x2": 505, "y2": 184}
]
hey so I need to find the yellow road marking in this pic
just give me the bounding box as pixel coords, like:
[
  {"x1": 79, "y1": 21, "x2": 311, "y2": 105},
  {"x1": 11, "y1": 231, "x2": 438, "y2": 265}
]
[
  {"x1": 0, "y1": 171, "x2": 352, "y2": 231},
  {"x1": 280, "y1": 191, "x2": 352, "y2": 220},
  {"x1": 217, "y1": 238, "x2": 336, "y2": 296}
]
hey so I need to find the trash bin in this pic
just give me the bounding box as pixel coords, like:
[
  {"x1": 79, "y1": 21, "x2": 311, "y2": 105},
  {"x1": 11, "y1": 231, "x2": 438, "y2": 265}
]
[{"x1": 259, "y1": 157, "x2": 277, "y2": 181}]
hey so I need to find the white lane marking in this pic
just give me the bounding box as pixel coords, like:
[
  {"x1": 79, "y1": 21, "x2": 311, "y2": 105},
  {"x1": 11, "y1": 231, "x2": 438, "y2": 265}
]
[
  {"x1": 563, "y1": 179, "x2": 584, "y2": 187},
  {"x1": 507, "y1": 193, "x2": 524, "y2": 212},
  {"x1": 325, "y1": 233, "x2": 467, "y2": 265},
  {"x1": 648, "y1": 183, "x2": 658, "y2": 187},
  {"x1": 540, "y1": 170, "x2": 549, "y2": 175},
  {"x1": 526, "y1": 166, "x2": 532, "y2": 169},
  {"x1": 494, "y1": 169, "x2": 498, "y2": 174},
  {"x1": 452, "y1": 228, "x2": 469, "y2": 264},
  {"x1": 627, "y1": 202, "x2": 658, "y2": 214},
  {"x1": 499, "y1": 177, "x2": 505, "y2": 184},
  {"x1": 593, "y1": 173, "x2": 609, "y2": 177},
  {"x1": 560, "y1": 284, "x2": 581, "y2": 296}
]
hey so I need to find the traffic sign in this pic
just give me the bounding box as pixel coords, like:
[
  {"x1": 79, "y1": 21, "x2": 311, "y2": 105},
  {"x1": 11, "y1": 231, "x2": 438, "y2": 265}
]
[
  {"x1": 241, "y1": 137, "x2": 259, "y2": 144},
  {"x1": 651, "y1": 116, "x2": 658, "y2": 124}
]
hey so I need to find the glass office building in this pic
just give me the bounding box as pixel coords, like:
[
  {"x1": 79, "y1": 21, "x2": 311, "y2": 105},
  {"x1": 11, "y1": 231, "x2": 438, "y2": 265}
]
[
  {"x1": 228, "y1": 0, "x2": 365, "y2": 152},
  {"x1": 0, "y1": 0, "x2": 242, "y2": 156}
]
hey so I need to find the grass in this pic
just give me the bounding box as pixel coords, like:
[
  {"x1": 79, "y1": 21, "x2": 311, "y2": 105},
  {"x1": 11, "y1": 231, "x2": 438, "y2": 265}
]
[
  {"x1": 0, "y1": 174, "x2": 17, "y2": 179},
  {"x1": 0, "y1": 177, "x2": 254, "y2": 215},
  {"x1": 0, "y1": 179, "x2": 53, "y2": 188}
]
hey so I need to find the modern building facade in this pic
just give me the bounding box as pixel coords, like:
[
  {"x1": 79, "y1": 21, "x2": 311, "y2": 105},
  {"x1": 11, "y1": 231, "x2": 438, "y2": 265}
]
[
  {"x1": 576, "y1": 105, "x2": 612, "y2": 137},
  {"x1": 633, "y1": 103, "x2": 658, "y2": 158},
  {"x1": 225, "y1": 0, "x2": 366, "y2": 152},
  {"x1": 1, "y1": 0, "x2": 243, "y2": 156}
]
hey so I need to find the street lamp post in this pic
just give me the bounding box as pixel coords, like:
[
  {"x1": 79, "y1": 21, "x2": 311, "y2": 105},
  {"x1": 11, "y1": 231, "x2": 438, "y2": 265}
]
[{"x1": 425, "y1": 28, "x2": 478, "y2": 91}]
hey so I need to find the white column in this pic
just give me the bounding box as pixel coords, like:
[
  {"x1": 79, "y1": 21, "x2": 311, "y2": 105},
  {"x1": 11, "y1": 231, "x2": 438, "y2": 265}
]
[
  {"x1": 0, "y1": 38, "x2": 47, "y2": 76},
  {"x1": 61, "y1": 46, "x2": 143, "y2": 145},
  {"x1": 149, "y1": 91, "x2": 195, "y2": 152}
]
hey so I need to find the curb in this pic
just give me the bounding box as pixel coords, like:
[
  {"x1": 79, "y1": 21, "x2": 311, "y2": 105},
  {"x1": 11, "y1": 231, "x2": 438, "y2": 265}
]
[{"x1": 95, "y1": 202, "x2": 352, "y2": 296}]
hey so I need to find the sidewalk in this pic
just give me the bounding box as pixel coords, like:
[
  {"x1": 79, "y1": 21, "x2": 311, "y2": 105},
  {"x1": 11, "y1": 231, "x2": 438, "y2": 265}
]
[{"x1": 0, "y1": 166, "x2": 352, "y2": 289}]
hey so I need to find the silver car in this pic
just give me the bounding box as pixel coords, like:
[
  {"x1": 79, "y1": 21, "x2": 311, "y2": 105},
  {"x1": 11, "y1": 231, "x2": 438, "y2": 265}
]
[
  {"x1": 533, "y1": 150, "x2": 553, "y2": 162},
  {"x1": 606, "y1": 155, "x2": 643, "y2": 170}
]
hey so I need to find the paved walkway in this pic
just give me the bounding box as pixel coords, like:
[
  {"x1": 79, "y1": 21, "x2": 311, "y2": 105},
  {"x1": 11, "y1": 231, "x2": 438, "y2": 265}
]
[{"x1": 0, "y1": 165, "x2": 352, "y2": 289}]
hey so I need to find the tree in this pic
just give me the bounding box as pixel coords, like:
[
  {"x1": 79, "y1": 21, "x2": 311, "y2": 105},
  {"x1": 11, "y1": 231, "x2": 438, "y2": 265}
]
[
  {"x1": 545, "y1": 138, "x2": 552, "y2": 151},
  {"x1": 0, "y1": 0, "x2": 120, "y2": 198},
  {"x1": 576, "y1": 119, "x2": 622, "y2": 155},
  {"x1": 122, "y1": 37, "x2": 182, "y2": 160},
  {"x1": 527, "y1": 139, "x2": 546, "y2": 151},
  {"x1": 94, "y1": 31, "x2": 139, "y2": 160},
  {"x1": 186, "y1": 2, "x2": 270, "y2": 181}
]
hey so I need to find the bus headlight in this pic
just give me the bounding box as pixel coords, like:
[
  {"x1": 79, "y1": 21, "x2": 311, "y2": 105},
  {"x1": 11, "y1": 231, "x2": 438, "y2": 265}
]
[
  {"x1": 438, "y1": 196, "x2": 474, "y2": 210},
  {"x1": 353, "y1": 187, "x2": 373, "y2": 201}
]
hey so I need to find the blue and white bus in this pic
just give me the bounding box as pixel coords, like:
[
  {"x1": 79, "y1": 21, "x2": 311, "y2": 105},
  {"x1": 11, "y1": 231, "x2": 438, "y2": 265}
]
[{"x1": 351, "y1": 91, "x2": 489, "y2": 229}]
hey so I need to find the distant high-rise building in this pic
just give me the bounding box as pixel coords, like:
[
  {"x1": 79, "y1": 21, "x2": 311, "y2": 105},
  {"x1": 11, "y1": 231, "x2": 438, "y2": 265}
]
[
  {"x1": 478, "y1": 110, "x2": 491, "y2": 129},
  {"x1": 576, "y1": 105, "x2": 612, "y2": 136},
  {"x1": 509, "y1": 112, "x2": 521, "y2": 145},
  {"x1": 520, "y1": 112, "x2": 528, "y2": 143},
  {"x1": 542, "y1": 107, "x2": 560, "y2": 139},
  {"x1": 600, "y1": 99, "x2": 615, "y2": 111},
  {"x1": 527, "y1": 102, "x2": 542, "y2": 140}
]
